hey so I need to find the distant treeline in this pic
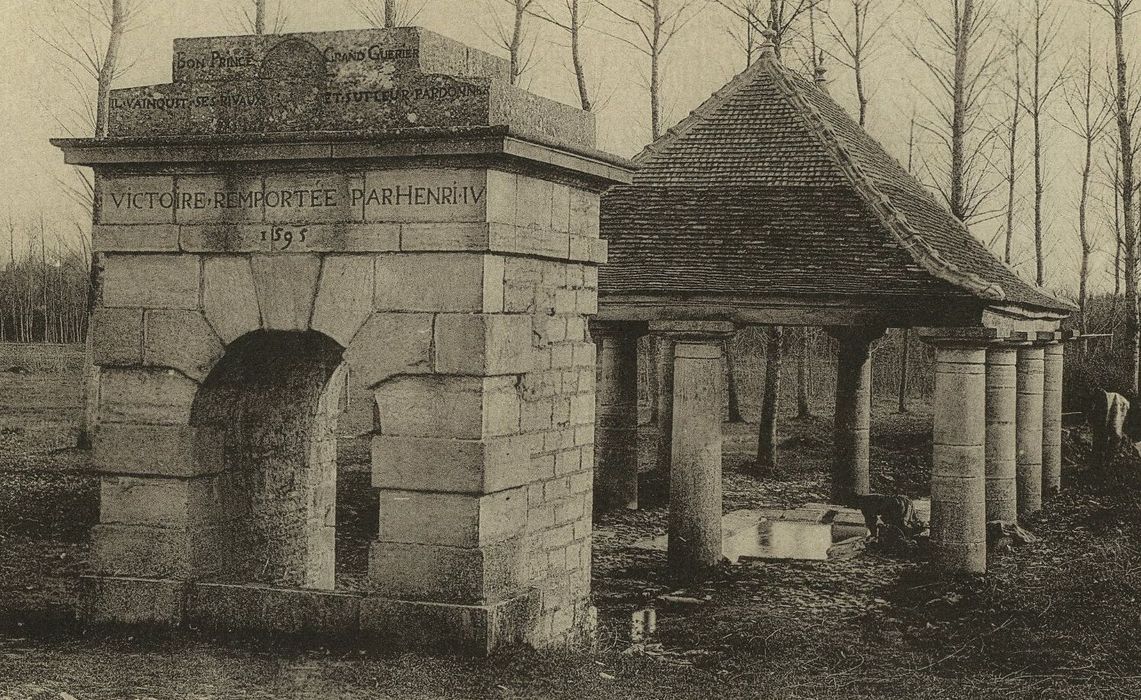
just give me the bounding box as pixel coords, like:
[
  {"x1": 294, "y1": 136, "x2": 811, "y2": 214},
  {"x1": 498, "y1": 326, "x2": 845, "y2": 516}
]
[{"x1": 0, "y1": 228, "x2": 89, "y2": 345}]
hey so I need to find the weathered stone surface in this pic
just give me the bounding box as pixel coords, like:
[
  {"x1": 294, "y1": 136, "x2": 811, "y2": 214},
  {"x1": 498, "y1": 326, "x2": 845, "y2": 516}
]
[
  {"x1": 569, "y1": 188, "x2": 600, "y2": 238},
  {"x1": 92, "y1": 308, "x2": 144, "y2": 366},
  {"x1": 174, "y1": 174, "x2": 265, "y2": 224},
  {"x1": 359, "y1": 591, "x2": 539, "y2": 655},
  {"x1": 377, "y1": 487, "x2": 527, "y2": 547},
  {"x1": 186, "y1": 583, "x2": 360, "y2": 636},
  {"x1": 99, "y1": 473, "x2": 246, "y2": 527},
  {"x1": 367, "y1": 538, "x2": 524, "y2": 604},
  {"x1": 143, "y1": 310, "x2": 224, "y2": 381},
  {"x1": 102, "y1": 255, "x2": 201, "y2": 310},
  {"x1": 81, "y1": 576, "x2": 187, "y2": 626},
  {"x1": 373, "y1": 375, "x2": 520, "y2": 439},
  {"x1": 202, "y1": 256, "x2": 261, "y2": 344},
  {"x1": 179, "y1": 224, "x2": 273, "y2": 253},
  {"x1": 265, "y1": 172, "x2": 361, "y2": 223},
  {"x1": 94, "y1": 424, "x2": 224, "y2": 477},
  {"x1": 434, "y1": 313, "x2": 533, "y2": 375},
  {"x1": 374, "y1": 253, "x2": 504, "y2": 312},
  {"x1": 371, "y1": 434, "x2": 534, "y2": 494},
  {"x1": 92, "y1": 523, "x2": 238, "y2": 578},
  {"x1": 485, "y1": 170, "x2": 517, "y2": 226},
  {"x1": 342, "y1": 312, "x2": 433, "y2": 387},
  {"x1": 985, "y1": 347, "x2": 1018, "y2": 523},
  {"x1": 1016, "y1": 347, "x2": 1045, "y2": 518},
  {"x1": 311, "y1": 256, "x2": 374, "y2": 346},
  {"x1": 1042, "y1": 343, "x2": 1064, "y2": 497},
  {"x1": 594, "y1": 328, "x2": 638, "y2": 511},
  {"x1": 93, "y1": 225, "x2": 180, "y2": 252},
  {"x1": 99, "y1": 368, "x2": 198, "y2": 425},
  {"x1": 250, "y1": 254, "x2": 322, "y2": 330}
]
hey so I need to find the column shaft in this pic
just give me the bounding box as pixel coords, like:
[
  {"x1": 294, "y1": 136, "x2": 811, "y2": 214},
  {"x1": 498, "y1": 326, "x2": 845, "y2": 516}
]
[
  {"x1": 595, "y1": 329, "x2": 640, "y2": 511},
  {"x1": 830, "y1": 329, "x2": 878, "y2": 505},
  {"x1": 668, "y1": 341, "x2": 724, "y2": 580},
  {"x1": 931, "y1": 345, "x2": 987, "y2": 574},
  {"x1": 985, "y1": 347, "x2": 1018, "y2": 523},
  {"x1": 653, "y1": 336, "x2": 676, "y2": 474},
  {"x1": 1042, "y1": 343, "x2": 1064, "y2": 497},
  {"x1": 1016, "y1": 346, "x2": 1045, "y2": 518}
]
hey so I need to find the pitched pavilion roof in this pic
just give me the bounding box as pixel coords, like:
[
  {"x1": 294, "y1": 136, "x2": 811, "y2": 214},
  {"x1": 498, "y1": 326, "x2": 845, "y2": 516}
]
[{"x1": 599, "y1": 48, "x2": 1074, "y2": 315}]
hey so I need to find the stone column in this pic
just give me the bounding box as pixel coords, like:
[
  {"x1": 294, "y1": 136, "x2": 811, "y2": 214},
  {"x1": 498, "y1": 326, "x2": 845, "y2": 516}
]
[
  {"x1": 828, "y1": 327, "x2": 884, "y2": 505},
  {"x1": 669, "y1": 340, "x2": 725, "y2": 580},
  {"x1": 593, "y1": 323, "x2": 642, "y2": 511},
  {"x1": 1016, "y1": 345, "x2": 1045, "y2": 518},
  {"x1": 1042, "y1": 341, "x2": 1064, "y2": 498},
  {"x1": 928, "y1": 339, "x2": 987, "y2": 574},
  {"x1": 653, "y1": 336, "x2": 677, "y2": 475},
  {"x1": 985, "y1": 346, "x2": 1018, "y2": 523}
]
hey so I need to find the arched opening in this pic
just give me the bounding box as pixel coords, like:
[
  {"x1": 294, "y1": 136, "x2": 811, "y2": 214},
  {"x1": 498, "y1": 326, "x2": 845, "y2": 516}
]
[{"x1": 190, "y1": 330, "x2": 346, "y2": 590}]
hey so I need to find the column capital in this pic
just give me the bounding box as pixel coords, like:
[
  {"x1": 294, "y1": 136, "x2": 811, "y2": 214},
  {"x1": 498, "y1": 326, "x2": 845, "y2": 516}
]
[{"x1": 648, "y1": 319, "x2": 737, "y2": 340}]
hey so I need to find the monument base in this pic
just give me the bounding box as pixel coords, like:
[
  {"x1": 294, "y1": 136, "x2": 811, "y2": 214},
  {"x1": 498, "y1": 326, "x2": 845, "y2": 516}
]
[{"x1": 79, "y1": 576, "x2": 543, "y2": 655}]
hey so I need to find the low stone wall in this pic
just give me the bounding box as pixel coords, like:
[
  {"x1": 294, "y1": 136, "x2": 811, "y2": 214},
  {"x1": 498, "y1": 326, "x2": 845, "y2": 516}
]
[{"x1": 0, "y1": 343, "x2": 85, "y2": 373}]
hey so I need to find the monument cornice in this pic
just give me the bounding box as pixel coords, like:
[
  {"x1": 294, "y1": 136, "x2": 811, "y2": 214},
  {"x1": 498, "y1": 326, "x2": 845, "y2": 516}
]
[{"x1": 51, "y1": 126, "x2": 636, "y2": 188}]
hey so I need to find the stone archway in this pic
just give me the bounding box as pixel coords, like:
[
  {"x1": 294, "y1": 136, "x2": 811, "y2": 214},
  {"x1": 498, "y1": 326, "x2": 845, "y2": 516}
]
[{"x1": 189, "y1": 330, "x2": 346, "y2": 590}]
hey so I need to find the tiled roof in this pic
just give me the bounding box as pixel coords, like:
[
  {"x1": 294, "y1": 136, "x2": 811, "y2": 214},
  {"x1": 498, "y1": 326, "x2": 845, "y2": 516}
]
[{"x1": 599, "y1": 49, "x2": 1074, "y2": 315}]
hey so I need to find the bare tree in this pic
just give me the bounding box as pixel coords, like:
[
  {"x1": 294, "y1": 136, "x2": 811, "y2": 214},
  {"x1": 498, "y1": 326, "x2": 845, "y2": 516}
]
[
  {"x1": 599, "y1": 0, "x2": 705, "y2": 139},
  {"x1": 718, "y1": 0, "x2": 822, "y2": 65},
  {"x1": 999, "y1": 19, "x2": 1023, "y2": 264},
  {"x1": 533, "y1": 0, "x2": 598, "y2": 110},
  {"x1": 1092, "y1": 0, "x2": 1141, "y2": 392},
  {"x1": 723, "y1": 0, "x2": 766, "y2": 67},
  {"x1": 1062, "y1": 26, "x2": 1112, "y2": 334},
  {"x1": 826, "y1": 0, "x2": 889, "y2": 126},
  {"x1": 483, "y1": 0, "x2": 541, "y2": 85},
  {"x1": 909, "y1": 0, "x2": 1004, "y2": 223},
  {"x1": 352, "y1": 0, "x2": 432, "y2": 27},
  {"x1": 756, "y1": 326, "x2": 783, "y2": 473},
  {"x1": 1020, "y1": 0, "x2": 1065, "y2": 286}
]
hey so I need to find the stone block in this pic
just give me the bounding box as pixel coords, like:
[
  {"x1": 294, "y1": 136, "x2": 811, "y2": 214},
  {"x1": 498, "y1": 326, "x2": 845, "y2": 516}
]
[
  {"x1": 178, "y1": 224, "x2": 272, "y2": 253},
  {"x1": 400, "y1": 223, "x2": 492, "y2": 251},
  {"x1": 80, "y1": 575, "x2": 187, "y2": 626},
  {"x1": 294, "y1": 223, "x2": 401, "y2": 252},
  {"x1": 363, "y1": 169, "x2": 487, "y2": 223},
  {"x1": 374, "y1": 253, "x2": 504, "y2": 312},
  {"x1": 99, "y1": 472, "x2": 246, "y2": 527},
  {"x1": 92, "y1": 523, "x2": 238, "y2": 578},
  {"x1": 377, "y1": 487, "x2": 527, "y2": 547},
  {"x1": 99, "y1": 368, "x2": 198, "y2": 425},
  {"x1": 374, "y1": 375, "x2": 521, "y2": 439},
  {"x1": 342, "y1": 313, "x2": 433, "y2": 387},
  {"x1": 550, "y1": 184, "x2": 570, "y2": 233},
  {"x1": 371, "y1": 434, "x2": 534, "y2": 493},
  {"x1": 202, "y1": 256, "x2": 261, "y2": 344},
  {"x1": 311, "y1": 255, "x2": 375, "y2": 346},
  {"x1": 264, "y1": 172, "x2": 361, "y2": 223},
  {"x1": 186, "y1": 583, "x2": 361, "y2": 636},
  {"x1": 93, "y1": 225, "x2": 180, "y2": 252},
  {"x1": 173, "y1": 174, "x2": 265, "y2": 224},
  {"x1": 516, "y1": 176, "x2": 553, "y2": 231},
  {"x1": 94, "y1": 424, "x2": 224, "y2": 477},
  {"x1": 102, "y1": 255, "x2": 201, "y2": 310},
  {"x1": 485, "y1": 170, "x2": 517, "y2": 226},
  {"x1": 92, "y1": 308, "x2": 144, "y2": 366},
  {"x1": 143, "y1": 310, "x2": 224, "y2": 381},
  {"x1": 434, "y1": 314, "x2": 533, "y2": 375},
  {"x1": 250, "y1": 254, "x2": 322, "y2": 331},
  {"x1": 359, "y1": 591, "x2": 539, "y2": 655},
  {"x1": 569, "y1": 189, "x2": 599, "y2": 238},
  {"x1": 96, "y1": 175, "x2": 176, "y2": 225},
  {"x1": 367, "y1": 538, "x2": 524, "y2": 604}
]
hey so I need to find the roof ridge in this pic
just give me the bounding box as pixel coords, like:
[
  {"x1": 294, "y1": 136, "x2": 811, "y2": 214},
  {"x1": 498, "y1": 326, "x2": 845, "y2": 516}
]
[
  {"x1": 633, "y1": 58, "x2": 772, "y2": 165},
  {"x1": 762, "y1": 56, "x2": 1008, "y2": 302}
]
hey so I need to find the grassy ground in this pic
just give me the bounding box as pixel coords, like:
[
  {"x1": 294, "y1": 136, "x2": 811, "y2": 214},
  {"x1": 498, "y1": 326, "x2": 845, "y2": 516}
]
[{"x1": 2, "y1": 375, "x2": 1141, "y2": 698}]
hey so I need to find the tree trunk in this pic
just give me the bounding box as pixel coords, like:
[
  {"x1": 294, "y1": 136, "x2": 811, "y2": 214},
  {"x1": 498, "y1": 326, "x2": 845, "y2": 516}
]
[
  {"x1": 385, "y1": 0, "x2": 397, "y2": 27},
  {"x1": 853, "y1": 1, "x2": 867, "y2": 126},
  {"x1": 650, "y1": 0, "x2": 662, "y2": 139},
  {"x1": 1004, "y1": 37, "x2": 1021, "y2": 264},
  {"x1": 94, "y1": 0, "x2": 125, "y2": 139},
  {"x1": 796, "y1": 329, "x2": 811, "y2": 418},
  {"x1": 1112, "y1": 3, "x2": 1139, "y2": 394},
  {"x1": 509, "y1": 0, "x2": 525, "y2": 85},
  {"x1": 570, "y1": 0, "x2": 592, "y2": 111},
  {"x1": 725, "y1": 334, "x2": 743, "y2": 423},
  {"x1": 949, "y1": 0, "x2": 973, "y2": 220},
  {"x1": 898, "y1": 328, "x2": 910, "y2": 413},
  {"x1": 255, "y1": 0, "x2": 266, "y2": 34},
  {"x1": 756, "y1": 326, "x2": 783, "y2": 474},
  {"x1": 1031, "y1": 1, "x2": 1045, "y2": 287}
]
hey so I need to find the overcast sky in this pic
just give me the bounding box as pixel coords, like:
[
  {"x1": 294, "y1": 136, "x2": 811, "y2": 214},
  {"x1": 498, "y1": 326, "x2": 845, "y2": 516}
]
[{"x1": 0, "y1": 0, "x2": 1132, "y2": 297}]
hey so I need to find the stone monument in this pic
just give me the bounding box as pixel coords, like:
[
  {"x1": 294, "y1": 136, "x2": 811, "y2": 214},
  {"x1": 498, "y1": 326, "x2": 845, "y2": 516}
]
[{"x1": 53, "y1": 27, "x2": 632, "y2": 653}]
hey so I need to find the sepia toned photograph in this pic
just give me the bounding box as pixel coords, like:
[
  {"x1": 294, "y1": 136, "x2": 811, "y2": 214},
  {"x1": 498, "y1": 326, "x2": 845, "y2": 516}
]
[{"x1": 0, "y1": 0, "x2": 1138, "y2": 697}]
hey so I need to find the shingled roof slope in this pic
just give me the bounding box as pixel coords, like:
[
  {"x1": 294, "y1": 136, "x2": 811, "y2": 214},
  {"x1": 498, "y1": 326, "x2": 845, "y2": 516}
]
[{"x1": 600, "y1": 50, "x2": 1074, "y2": 315}]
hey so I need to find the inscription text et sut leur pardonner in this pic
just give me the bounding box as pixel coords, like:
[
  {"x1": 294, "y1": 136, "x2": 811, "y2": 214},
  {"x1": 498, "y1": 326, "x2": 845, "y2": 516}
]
[{"x1": 105, "y1": 183, "x2": 489, "y2": 212}]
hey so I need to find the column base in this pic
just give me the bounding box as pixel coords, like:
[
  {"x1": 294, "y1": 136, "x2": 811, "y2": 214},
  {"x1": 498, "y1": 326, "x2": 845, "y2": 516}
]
[{"x1": 79, "y1": 576, "x2": 544, "y2": 655}]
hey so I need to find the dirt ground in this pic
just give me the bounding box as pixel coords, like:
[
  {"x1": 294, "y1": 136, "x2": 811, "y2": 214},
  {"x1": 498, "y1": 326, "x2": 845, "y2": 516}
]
[{"x1": 2, "y1": 373, "x2": 1141, "y2": 699}]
